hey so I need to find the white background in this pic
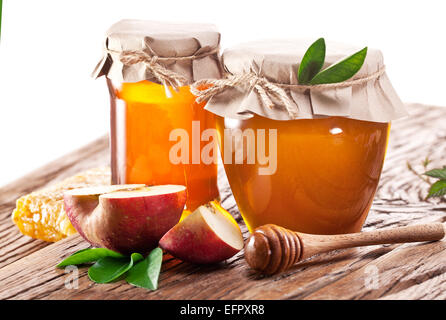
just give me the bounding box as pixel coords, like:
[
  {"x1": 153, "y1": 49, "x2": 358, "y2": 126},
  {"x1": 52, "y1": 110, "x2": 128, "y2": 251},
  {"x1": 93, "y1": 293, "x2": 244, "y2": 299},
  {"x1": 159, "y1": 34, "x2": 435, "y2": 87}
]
[{"x1": 1, "y1": 0, "x2": 445, "y2": 187}]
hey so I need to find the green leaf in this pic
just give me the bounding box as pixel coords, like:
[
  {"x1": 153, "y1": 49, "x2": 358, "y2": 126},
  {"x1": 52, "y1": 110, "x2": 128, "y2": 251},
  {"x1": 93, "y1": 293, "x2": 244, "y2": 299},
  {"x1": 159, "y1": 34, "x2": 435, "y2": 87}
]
[
  {"x1": 310, "y1": 47, "x2": 368, "y2": 85},
  {"x1": 57, "y1": 248, "x2": 125, "y2": 268},
  {"x1": 126, "y1": 248, "x2": 163, "y2": 290},
  {"x1": 0, "y1": 0, "x2": 3, "y2": 40},
  {"x1": 298, "y1": 38, "x2": 326, "y2": 84},
  {"x1": 424, "y1": 168, "x2": 446, "y2": 180},
  {"x1": 427, "y1": 180, "x2": 446, "y2": 199},
  {"x1": 88, "y1": 253, "x2": 143, "y2": 284}
]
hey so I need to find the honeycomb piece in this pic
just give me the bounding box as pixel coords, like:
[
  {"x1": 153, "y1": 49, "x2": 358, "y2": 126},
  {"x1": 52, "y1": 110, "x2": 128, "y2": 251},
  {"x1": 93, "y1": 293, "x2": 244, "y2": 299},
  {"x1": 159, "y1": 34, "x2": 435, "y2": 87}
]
[{"x1": 12, "y1": 167, "x2": 111, "y2": 242}]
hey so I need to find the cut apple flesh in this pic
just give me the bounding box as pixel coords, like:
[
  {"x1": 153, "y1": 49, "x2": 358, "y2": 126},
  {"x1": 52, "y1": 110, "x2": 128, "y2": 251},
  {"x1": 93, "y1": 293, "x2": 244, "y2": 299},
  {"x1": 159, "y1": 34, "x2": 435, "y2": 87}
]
[
  {"x1": 159, "y1": 201, "x2": 244, "y2": 264},
  {"x1": 64, "y1": 184, "x2": 187, "y2": 254},
  {"x1": 64, "y1": 184, "x2": 146, "y2": 196},
  {"x1": 101, "y1": 185, "x2": 186, "y2": 199},
  {"x1": 199, "y1": 204, "x2": 244, "y2": 251}
]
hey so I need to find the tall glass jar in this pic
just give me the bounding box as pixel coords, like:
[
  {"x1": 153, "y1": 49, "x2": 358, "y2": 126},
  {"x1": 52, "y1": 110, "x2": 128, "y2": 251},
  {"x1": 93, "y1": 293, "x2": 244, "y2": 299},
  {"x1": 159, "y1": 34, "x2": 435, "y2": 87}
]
[
  {"x1": 200, "y1": 40, "x2": 407, "y2": 234},
  {"x1": 94, "y1": 20, "x2": 222, "y2": 211}
]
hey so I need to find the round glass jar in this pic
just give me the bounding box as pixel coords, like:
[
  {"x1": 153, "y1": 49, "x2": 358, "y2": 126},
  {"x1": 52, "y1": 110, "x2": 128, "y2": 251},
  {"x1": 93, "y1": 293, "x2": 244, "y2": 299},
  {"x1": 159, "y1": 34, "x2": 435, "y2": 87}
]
[
  {"x1": 216, "y1": 115, "x2": 389, "y2": 234},
  {"x1": 201, "y1": 40, "x2": 407, "y2": 234}
]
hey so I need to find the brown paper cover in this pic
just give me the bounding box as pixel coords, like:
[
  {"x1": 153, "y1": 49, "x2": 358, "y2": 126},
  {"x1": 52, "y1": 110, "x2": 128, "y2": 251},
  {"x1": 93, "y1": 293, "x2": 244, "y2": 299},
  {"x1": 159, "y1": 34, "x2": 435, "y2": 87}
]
[
  {"x1": 204, "y1": 39, "x2": 407, "y2": 122},
  {"x1": 93, "y1": 19, "x2": 222, "y2": 84}
]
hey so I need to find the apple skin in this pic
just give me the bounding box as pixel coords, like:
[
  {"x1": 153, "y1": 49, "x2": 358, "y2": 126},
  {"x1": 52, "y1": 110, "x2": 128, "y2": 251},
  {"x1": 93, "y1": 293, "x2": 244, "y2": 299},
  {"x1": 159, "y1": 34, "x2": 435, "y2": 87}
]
[
  {"x1": 159, "y1": 207, "x2": 242, "y2": 264},
  {"x1": 64, "y1": 186, "x2": 186, "y2": 255}
]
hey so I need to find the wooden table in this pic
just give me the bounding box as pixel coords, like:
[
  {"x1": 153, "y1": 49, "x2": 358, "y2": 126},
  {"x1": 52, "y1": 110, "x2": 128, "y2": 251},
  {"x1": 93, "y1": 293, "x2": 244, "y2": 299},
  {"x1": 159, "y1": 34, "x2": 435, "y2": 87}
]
[{"x1": 0, "y1": 104, "x2": 445, "y2": 300}]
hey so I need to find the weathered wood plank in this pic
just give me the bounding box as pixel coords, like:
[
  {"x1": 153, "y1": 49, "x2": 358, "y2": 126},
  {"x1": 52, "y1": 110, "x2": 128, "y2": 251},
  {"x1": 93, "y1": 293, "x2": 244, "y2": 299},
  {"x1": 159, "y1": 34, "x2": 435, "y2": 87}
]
[
  {"x1": 0, "y1": 203, "x2": 443, "y2": 300},
  {"x1": 0, "y1": 104, "x2": 445, "y2": 300},
  {"x1": 380, "y1": 272, "x2": 446, "y2": 300},
  {"x1": 0, "y1": 136, "x2": 109, "y2": 210},
  {"x1": 0, "y1": 136, "x2": 109, "y2": 269},
  {"x1": 304, "y1": 240, "x2": 446, "y2": 300}
]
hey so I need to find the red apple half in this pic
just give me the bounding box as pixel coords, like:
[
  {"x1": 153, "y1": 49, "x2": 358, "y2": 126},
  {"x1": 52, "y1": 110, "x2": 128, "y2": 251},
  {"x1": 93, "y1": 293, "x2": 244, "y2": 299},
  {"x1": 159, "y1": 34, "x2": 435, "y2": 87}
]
[
  {"x1": 159, "y1": 202, "x2": 244, "y2": 264},
  {"x1": 64, "y1": 184, "x2": 186, "y2": 254}
]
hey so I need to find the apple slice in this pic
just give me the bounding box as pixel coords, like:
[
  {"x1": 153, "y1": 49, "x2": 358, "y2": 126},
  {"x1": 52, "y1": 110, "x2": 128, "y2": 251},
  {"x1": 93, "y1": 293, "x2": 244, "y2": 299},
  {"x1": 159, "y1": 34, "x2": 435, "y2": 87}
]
[
  {"x1": 159, "y1": 202, "x2": 244, "y2": 264},
  {"x1": 64, "y1": 184, "x2": 146, "y2": 240},
  {"x1": 65, "y1": 184, "x2": 146, "y2": 196},
  {"x1": 64, "y1": 184, "x2": 186, "y2": 254}
]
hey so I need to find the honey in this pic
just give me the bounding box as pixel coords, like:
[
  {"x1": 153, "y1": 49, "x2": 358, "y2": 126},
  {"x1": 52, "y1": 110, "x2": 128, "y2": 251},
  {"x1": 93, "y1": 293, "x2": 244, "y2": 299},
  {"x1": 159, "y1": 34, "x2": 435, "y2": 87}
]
[
  {"x1": 216, "y1": 115, "x2": 390, "y2": 234},
  {"x1": 110, "y1": 80, "x2": 219, "y2": 211},
  {"x1": 94, "y1": 20, "x2": 222, "y2": 211}
]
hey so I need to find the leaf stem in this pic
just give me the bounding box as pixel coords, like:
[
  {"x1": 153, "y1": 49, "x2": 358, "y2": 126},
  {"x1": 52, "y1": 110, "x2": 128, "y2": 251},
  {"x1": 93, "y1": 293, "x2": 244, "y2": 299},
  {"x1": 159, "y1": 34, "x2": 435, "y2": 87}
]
[{"x1": 407, "y1": 161, "x2": 431, "y2": 184}]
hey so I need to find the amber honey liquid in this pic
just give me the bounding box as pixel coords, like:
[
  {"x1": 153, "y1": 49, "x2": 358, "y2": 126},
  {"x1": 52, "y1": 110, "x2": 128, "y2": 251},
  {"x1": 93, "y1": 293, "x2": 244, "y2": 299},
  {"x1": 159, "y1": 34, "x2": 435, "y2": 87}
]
[
  {"x1": 216, "y1": 116, "x2": 390, "y2": 234},
  {"x1": 110, "y1": 80, "x2": 219, "y2": 211}
]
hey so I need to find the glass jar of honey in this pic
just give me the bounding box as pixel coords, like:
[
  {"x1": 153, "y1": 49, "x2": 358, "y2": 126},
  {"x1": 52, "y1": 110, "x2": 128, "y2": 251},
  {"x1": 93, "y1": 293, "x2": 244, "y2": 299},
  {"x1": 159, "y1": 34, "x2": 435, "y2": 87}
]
[
  {"x1": 93, "y1": 20, "x2": 222, "y2": 211},
  {"x1": 216, "y1": 115, "x2": 389, "y2": 234},
  {"x1": 197, "y1": 40, "x2": 407, "y2": 234}
]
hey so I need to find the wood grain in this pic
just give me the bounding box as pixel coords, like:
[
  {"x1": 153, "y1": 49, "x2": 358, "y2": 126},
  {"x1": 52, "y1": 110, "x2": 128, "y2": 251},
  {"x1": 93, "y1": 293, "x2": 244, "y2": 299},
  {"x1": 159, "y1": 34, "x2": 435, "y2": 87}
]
[
  {"x1": 0, "y1": 104, "x2": 445, "y2": 300},
  {"x1": 244, "y1": 223, "x2": 445, "y2": 274},
  {"x1": 0, "y1": 136, "x2": 109, "y2": 269}
]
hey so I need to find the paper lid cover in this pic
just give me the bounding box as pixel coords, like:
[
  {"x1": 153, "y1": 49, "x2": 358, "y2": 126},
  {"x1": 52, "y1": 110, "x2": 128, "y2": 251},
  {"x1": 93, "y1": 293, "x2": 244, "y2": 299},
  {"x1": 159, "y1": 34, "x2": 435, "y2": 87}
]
[
  {"x1": 93, "y1": 19, "x2": 222, "y2": 85},
  {"x1": 202, "y1": 39, "x2": 407, "y2": 122}
]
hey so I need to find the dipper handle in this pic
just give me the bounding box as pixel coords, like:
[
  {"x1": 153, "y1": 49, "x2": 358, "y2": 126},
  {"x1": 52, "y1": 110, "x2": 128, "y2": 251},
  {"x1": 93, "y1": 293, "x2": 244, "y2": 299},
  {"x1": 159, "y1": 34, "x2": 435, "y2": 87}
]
[{"x1": 244, "y1": 223, "x2": 445, "y2": 275}]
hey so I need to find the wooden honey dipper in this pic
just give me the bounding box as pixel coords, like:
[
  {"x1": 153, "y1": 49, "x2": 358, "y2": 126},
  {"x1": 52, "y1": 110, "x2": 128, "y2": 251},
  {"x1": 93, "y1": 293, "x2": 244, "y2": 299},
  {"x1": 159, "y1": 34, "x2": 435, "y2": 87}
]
[{"x1": 244, "y1": 223, "x2": 445, "y2": 275}]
